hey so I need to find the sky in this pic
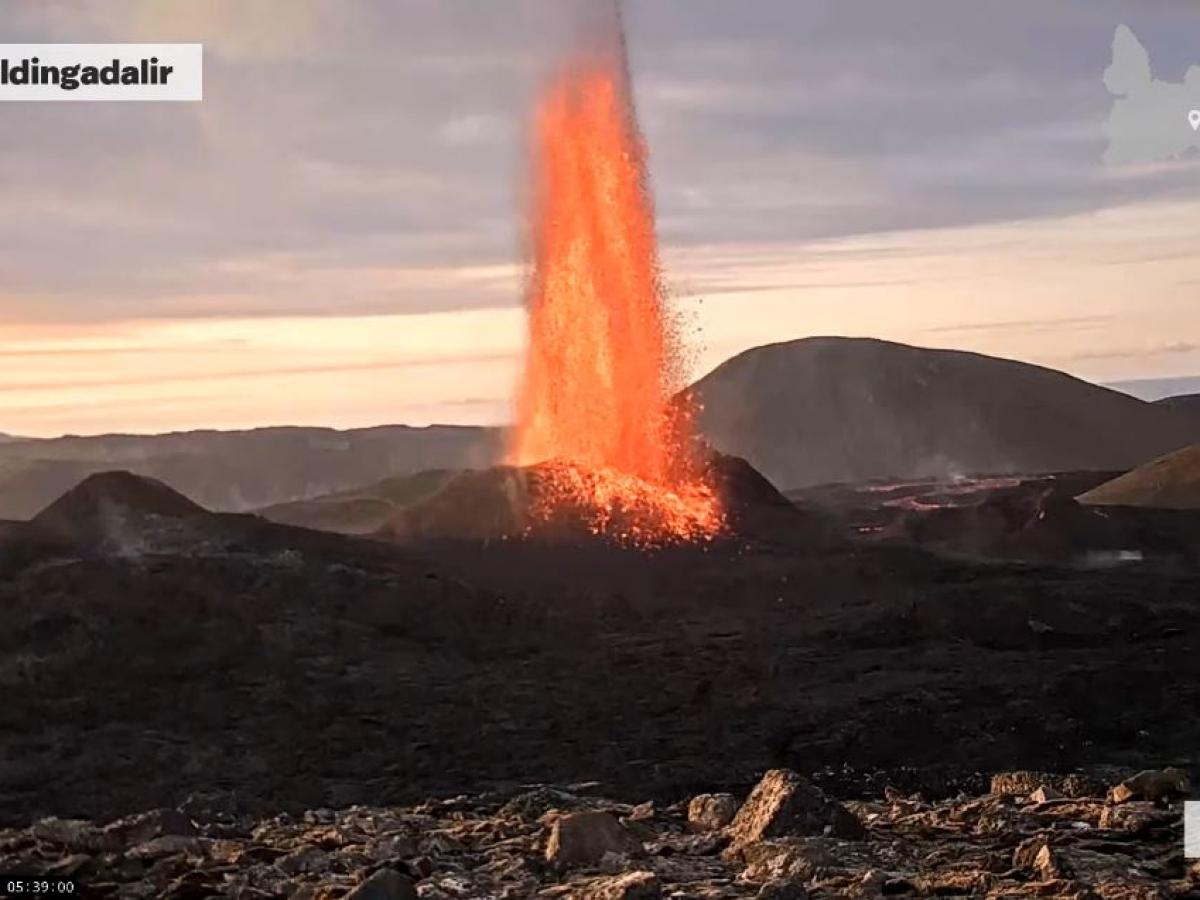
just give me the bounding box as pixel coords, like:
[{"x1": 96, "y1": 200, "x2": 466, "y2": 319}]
[{"x1": 1, "y1": 0, "x2": 1199, "y2": 437}]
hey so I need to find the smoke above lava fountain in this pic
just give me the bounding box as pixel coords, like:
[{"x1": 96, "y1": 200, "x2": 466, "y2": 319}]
[{"x1": 508, "y1": 10, "x2": 724, "y2": 545}]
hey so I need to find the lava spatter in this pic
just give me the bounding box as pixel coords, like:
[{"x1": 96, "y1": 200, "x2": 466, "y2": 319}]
[{"x1": 509, "y1": 36, "x2": 723, "y2": 545}]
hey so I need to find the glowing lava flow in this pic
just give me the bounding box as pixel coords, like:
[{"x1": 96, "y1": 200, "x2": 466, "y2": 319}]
[{"x1": 510, "y1": 38, "x2": 723, "y2": 544}]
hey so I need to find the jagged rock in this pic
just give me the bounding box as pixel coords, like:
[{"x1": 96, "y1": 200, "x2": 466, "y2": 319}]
[
  {"x1": 367, "y1": 833, "x2": 418, "y2": 862},
  {"x1": 687, "y1": 793, "x2": 739, "y2": 833},
  {"x1": 177, "y1": 789, "x2": 257, "y2": 832},
  {"x1": 278, "y1": 844, "x2": 331, "y2": 875},
  {"x1": 989, "y1": 771, "x2": 1103, "y2": 799},
  {"x1": 755, "y1": 879, "x2": 809, "y2": 899},
  {"x1": 545, "y1": 811, "x2": 640, "y2": 869},
  {"x1": 1012, "y1": 836, "x2": 1049, "y2": 871},
  {"x1": 741, "y1": 840, "x2": 826, "y2": 882},
  {"x1": 417, "y1": 831, "x2": 465, "y2": 855},
  {"x1": 573, "y1": 870, "x2": 661, "y2": 899},
  {"x1": 739, "y1": 837, "x2": 878, "y2": 882},
  {"x1": 125, "y1": 834, "x2": 204, "y2": 859},
  {"x1": 1031, "y1": 845, "x2": 1172, "y2": 898},
  {"x1": 851, "y1": 870, "x2": 888, "y2": 898},
  {"x1": 644, "y1": 831, "x2": 725, "y2": 858},
  {"x1": 971, "y1": 803, "x2": 1031, "y2": 836},
  {"x1": 599, "y1": 851, "x2": 637, "y2": 874},
  {"x1": 104, "y1": 808, "x2": 197, "y2": 844},
  {"x1": 1028, "y1": 786, "x2": 1064, "y2": 803},
  {"x1": 344, "y1": 867, "x2": 417, "y2": 900},
  {"x1": 31, "y1": 817, "x2": 119, "y2": 853},
  {"x1": 1099, "y1": 801, "x2": 1176, "y2": 834},
  {"x1": 1108, "y1": 768, "x2": 1191, "y2": 803},
  {"x1": 1032, "y1": 844, "x2": 1061, "y2": 879},
  {"x1": 43, "y1": 854, "x2": 94, "y2": 878},
  {"x1": 406, "y1": 855, "x2": 434, "y2": 879},
  {"x1": 0, "y1": 783, "x2": 1188, "y2": 899},
  {"x1": 1060, "y1": 774, "x2": 1105, "y2": 798},
  {"x1": 910, "y1": 871, "x2": 991, "y2": 896},
  {"x1": 726, "y1": 769, "x2": 864, "y2": 855},
  {"x1": 626, "y1": 801, "x2": 655, "y2": 822},
  {"x1": 499, "y1": 787, "x2": 590, "y2": 820}
]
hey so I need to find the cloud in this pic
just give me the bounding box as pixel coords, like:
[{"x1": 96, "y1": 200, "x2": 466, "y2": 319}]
[
  {"x1": 0, "y1": 351, "x2": 517, "y2": 393},
  {"x1": 1, "y1": 0, "x2": 1200, "y2": 434},
  {"x1": 922, "y1": 315, "x2": 1115, "y2": 337},
  {"x1": 1, "y1": 0, "x2": 1199, "y2": 328},
  {"x1": 1060, "y1": 342, "x2": 1200, "y2": 363}
]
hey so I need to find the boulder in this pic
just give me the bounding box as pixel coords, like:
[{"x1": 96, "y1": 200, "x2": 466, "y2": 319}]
[
  {"x1": 31, "y1": 817, "x2": 119, "y2": 853},
  {"x1": 1032, "y1": 844, "x2": 1061, "y2": 879},
  {"x1": 104, "y1": 808, "x2": 196, "y2": 845},
  {"x1": 687, "y1": 793, "x2": 739, "y2": 833},
  {"x1": 1108, "y1": 768, "x2": 1190, "y2": 803},
  {"x1": 344, "y1": 868, "x2": 417, "y2": 900},
  {"x1": 1012, "y1": 837, "x2": 1049, "y2": 872},
  {"x1": 1027, "y1": 786, "x2": 1063, "y2": 804},
  {"x1": 1099, "y1": 801, "x2": 1176, "y2": 834},
  {"x1": 624, "y1": 802, "x2": 656, "y2": 823},
  {"x1": 739, "y1": 837, "x2": 878, "y2": 882},
  {"x1": 1029, "y1": 846, "x2": 1170, "y2": 897},
  {"x1": 755, "y1": 879, "x2": 809, "y2": 900},
  {"x1": 573, "y1": 870, "x2": 661, "y2": 900},
  {"x1": 851, "y1": 870, "x2": 888, "y2": 898},
  {"x1": 545, "y1": 811, "x2": 640, "y2": 870},
  {"x1": 126, "y1": 835, "x2": 205, "y2": 860},
  {"x1": 726, "y1": 770, "x2": 864, "y2": 854},
  {"x1": 989, "y1": 771, "x2": 1102, "y2": 799}
]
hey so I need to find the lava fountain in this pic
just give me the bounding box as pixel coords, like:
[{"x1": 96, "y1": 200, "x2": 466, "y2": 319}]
[{"x1": 509, "y1": 18, "x2": 724, "y2": 544}]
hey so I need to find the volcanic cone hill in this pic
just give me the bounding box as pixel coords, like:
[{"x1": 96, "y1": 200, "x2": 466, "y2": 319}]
[
  {"x1": 28, "y1": 471, "x2": 210, "y2": 551},
  {"x1": 378, "y1": 453, "x2": 838, "y2": 546},
  {"x1": 685, "y1": 337, "x2": 1200, "y2": 490},
  {"x1": 2, "y1": 470, "x2": 438, "y2": 578},
  {"x1": 377, "y1": 465, "x2": 539, "y2": 542},
  {"x1": 257, "y1": 469, "x2": 460, "y2": 535},
  {"x1": 1079, "y1": 444, "x2": 1200, "y2": 510}
]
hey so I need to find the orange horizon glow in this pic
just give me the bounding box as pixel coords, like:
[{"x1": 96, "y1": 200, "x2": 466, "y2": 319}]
[{"x1": 1, "y1": 200, "x2": 1200, "y2": 437}]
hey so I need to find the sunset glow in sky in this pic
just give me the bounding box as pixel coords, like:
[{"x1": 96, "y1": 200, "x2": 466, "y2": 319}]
[{"x1": 2, "y1": 0, "x2": 1199, "y2": 437}]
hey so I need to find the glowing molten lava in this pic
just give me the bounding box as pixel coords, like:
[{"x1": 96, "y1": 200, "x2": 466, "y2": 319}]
[{"x1": 510, "y1": 44, "x2": 723, "y2": 544}]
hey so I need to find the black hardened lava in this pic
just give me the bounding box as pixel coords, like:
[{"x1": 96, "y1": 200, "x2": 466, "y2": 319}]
[{"x1": 1, "y1": 473, "x2": 1198, "y2": 827}]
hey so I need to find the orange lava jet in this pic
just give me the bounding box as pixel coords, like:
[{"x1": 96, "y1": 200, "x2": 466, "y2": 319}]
[{"x1": 510, "y1": 33, "x2": 723, "y2": 544}]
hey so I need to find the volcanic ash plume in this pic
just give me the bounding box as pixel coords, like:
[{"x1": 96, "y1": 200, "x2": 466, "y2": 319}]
[{"x1": 509, "y1": 20, "x2": 723, "y2": 544}]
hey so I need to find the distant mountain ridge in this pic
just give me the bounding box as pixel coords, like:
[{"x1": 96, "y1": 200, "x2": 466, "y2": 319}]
[
  {"x1": 0, "y1": 425, "x2": 502, "y2": 520},
  {"x1": 686, "y1": 337, "x2": 1200, "y2": 489},
  {"x1": 2, "y1": 337, "x2": 1199, "y2": 517}
]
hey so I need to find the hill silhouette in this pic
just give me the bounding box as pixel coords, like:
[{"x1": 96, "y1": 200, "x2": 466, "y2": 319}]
[
  {"x1": 378, "y1": 453, "x2": 838, "y2": 546},
  {"x1": 2, "y1": 341, "x2": 1197, "y2": 514},
  {"x1": 0, "y1": 425, "x2": 500, "y2": 519},
  {"x1": 686, "y1": 337, "x2": 1200, "y2": 489},
  {"x1": 257, "y1": 469, "x2": 459, "y2": 534},
  {"x1": 29, "y1": 471, "x2": 209, "y2": 551},
  {"x1": 1078, "y1": 444, "x2": 1200, "y2": 510},
  {"x1": 1156, "y1": 393, "x2": 1200, "y2": 419}
]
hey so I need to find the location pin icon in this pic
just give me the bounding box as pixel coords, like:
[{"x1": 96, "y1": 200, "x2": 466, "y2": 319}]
[{"x1": 1190, "y1": 110, "x2": 1200, "y2": 132}]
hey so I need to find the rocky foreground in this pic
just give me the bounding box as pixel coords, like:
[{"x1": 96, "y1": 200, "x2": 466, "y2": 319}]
[{"x1": 3, "y1": 768, "x2": 1193, "y2": 899}]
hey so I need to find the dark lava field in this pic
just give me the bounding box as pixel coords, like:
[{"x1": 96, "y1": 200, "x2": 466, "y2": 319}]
[{"x1": 1, "y1": 466, "x2": 1198, "y2": 832}]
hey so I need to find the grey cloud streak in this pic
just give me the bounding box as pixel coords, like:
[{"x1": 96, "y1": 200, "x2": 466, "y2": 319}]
[
  {"x1": 1, "y1": 0, "x2": 1199, "y2": 323},
  {"x1": 0, "y1": 351, "x2": 518, "y2": 393}
]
